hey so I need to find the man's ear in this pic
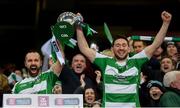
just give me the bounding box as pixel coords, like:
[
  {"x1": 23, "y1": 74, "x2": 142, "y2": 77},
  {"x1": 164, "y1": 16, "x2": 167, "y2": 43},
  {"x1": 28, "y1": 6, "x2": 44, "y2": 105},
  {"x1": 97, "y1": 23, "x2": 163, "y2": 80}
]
[
  {"x1": 110, "y1": 47, "x2": 113, "y2": 52},
  {"x1": 24, "y1": 60, "x2": 27, "y2": 67},
  {"x1": 170, "y1": 81, "x2": 176, "y2": 88},
  {"x1": 128, "y1": 47, "x2": 131, "y2": 53},
  {"x1": 40, "y1": 60, "x2": 43, "y2": 67},
  {"x1": 172, "y1": 65, "x2": 175, "y2": 70}
]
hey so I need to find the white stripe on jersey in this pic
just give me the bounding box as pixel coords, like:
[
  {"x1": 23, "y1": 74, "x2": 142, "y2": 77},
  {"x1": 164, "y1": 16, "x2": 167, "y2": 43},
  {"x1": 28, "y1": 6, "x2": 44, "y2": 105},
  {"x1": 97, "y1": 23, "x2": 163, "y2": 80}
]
[
  {"x1": 105, "y1": 65, "x2": 138, "y2": 76},
  {"x1": 19, "y1": 80, "x2": 47, "y2": 94},
  {"x1": 105, "y1": 102, "x2": 136, "y2": 108},
  {"x1": 105, "y1": 83, "x2": 137, "y2": 94}
]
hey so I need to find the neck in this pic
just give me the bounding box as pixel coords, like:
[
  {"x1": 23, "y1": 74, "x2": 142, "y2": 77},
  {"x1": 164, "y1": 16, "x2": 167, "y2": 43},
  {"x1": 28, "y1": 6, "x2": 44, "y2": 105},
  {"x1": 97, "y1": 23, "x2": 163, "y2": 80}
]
[
  {"x1": 115, "y1": 55, "x2": 128, "y2": 63},
  {"x1": 117, "y1": 59, "x2": 127, "y2": 63},
  {"x1": 154, "y1": 55, "x2": 162, "y2": 60},
  {"x1": 28, "y1": 71, "x2": 41, "y2": 78}
]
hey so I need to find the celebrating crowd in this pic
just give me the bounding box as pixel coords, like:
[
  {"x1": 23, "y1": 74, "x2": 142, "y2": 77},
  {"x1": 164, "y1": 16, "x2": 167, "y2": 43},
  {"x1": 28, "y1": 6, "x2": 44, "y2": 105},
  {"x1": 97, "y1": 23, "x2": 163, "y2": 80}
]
[{"x1": 0, "y1": 10, "x2": 180, "y2": 108}]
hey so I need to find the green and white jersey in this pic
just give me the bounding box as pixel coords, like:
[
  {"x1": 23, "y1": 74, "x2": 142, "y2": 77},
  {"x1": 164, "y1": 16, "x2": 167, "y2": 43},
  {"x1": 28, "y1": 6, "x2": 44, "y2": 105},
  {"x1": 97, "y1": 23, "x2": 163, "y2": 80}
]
[
  {"x1": 93, "y1": 50, "x2": 149, "y2": 107},
  {"x1": 12, "y1": 69, "x2": 59, "y2": 94}
]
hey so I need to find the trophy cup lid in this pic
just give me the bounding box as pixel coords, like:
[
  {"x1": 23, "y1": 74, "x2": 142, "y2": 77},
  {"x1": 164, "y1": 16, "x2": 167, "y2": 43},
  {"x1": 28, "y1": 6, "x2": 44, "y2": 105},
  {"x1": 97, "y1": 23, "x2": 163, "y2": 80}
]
[{"x1": 57, "y1": 12, "x2": 77, "y2": 25}]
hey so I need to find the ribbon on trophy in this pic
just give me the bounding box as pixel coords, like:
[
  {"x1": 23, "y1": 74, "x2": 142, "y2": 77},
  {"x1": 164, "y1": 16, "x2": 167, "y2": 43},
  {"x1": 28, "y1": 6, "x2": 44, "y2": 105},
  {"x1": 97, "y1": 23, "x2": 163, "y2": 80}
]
[{"x1": 50, "y1": 35, "x2": 65, "y2": 65}]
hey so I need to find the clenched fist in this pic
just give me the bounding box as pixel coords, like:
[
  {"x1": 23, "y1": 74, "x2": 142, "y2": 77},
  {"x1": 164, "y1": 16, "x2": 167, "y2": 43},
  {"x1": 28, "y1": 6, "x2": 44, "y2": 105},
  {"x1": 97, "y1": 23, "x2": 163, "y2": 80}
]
[{"x1": 161, "y1": 11, "x2": 172, "y2": 23}]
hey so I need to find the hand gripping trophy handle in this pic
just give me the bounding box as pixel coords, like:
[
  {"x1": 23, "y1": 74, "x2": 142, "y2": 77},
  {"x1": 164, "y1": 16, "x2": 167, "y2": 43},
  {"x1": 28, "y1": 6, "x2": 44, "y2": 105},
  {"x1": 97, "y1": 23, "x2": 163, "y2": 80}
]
[{"x1": 75, "y1": 18, "x2": 98, "y2": 34}]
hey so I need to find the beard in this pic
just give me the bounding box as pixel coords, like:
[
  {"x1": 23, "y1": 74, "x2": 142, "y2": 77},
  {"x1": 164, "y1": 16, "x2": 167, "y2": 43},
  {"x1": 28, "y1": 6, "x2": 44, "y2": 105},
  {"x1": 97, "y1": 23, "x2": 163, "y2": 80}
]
[
  {"x1": 114, "y1": 53, "x2": 128, "y2": 61},
  {"x1": 28, "y1": 65, "x2": 41, "y2": 77}
]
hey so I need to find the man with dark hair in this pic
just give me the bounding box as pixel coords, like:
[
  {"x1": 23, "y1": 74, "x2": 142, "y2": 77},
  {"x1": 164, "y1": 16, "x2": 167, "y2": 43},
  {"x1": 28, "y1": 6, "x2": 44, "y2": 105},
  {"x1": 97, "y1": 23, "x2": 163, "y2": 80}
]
[
  {"x1": 132, "y1": 40, "x2": 147, "y2": 53},
  {"x1": 12, "y1": 48, "x2": 64, "y2": 94},
  {"x1": 59, "y1": 53, "x2": 95, "y2": 94},
  {"x1": 76, "y1": 11, "x2": 172, "y2": 107}
]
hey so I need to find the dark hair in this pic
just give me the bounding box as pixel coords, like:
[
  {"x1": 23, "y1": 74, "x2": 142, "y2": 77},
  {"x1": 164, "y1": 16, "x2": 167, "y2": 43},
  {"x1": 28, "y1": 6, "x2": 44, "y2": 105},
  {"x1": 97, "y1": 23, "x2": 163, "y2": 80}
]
[
  {"x1": 70, "y1": 53, "x2": 87, "y2": 65},
  {"x1": 132, "y1": 40, "x2": 147, "y2": 48},
  {"x1": 112, "y1": 35, "x2": 129, "y2": 46},
  {"x1": 84, "y1": 86, "x2": 98, "y2": 102},
  {"x1": 25, "y1": 49, "x2": 43, "y2": 61},
  {"x1": 160, "y1": 55, "x2": 176, "y2": 67},
  {"x1": 147, "y1": 80, "x2": 166, "y2": 93}
]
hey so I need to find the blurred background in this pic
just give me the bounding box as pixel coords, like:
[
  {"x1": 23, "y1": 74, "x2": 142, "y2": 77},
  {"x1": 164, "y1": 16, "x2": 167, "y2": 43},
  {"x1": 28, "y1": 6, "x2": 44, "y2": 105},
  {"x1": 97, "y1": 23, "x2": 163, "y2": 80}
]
[{"x1": 0, "y1": 0, "x2": 180, "y2": 68}]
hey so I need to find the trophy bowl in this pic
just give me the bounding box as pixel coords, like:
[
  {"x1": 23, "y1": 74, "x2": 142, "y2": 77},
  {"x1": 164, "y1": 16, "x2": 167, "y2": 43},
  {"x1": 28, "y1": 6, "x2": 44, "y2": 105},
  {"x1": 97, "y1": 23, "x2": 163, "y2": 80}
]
[
  {"x1": 57, "y1": 12, "x2": 76, "y2": 25},
  {"x1": 57, "y1": 12, "x2": 83, "y2": 25}
]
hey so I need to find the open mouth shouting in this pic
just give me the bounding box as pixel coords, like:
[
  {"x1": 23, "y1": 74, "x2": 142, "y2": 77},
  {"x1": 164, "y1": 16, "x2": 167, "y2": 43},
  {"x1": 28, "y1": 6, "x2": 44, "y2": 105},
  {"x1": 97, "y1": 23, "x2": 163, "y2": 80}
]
[
  {"x1": 150, "y1": 92, "x2": 162, "y2": 100},
  {"x1": 74, "y1": 64, "x2": 85, "y2": 74},
  {"x1": 29, "y1": 65, "x2": 40, "y2": 77}
]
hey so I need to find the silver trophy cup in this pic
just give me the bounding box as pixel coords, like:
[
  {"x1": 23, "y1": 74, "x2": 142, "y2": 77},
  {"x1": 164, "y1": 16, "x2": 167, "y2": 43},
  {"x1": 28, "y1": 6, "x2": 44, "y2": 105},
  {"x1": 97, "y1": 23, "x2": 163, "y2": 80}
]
[{"x1": 57, "y1": 12, "x2": 97, "y2": 34}]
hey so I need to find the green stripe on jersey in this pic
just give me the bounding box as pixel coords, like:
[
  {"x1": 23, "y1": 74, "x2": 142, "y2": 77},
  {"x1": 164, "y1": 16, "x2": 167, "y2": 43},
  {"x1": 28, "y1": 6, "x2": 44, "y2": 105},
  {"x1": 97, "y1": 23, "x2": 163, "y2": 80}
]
[
  {"x1": 12, "y1": 70, "x2": 59, "y2": 94},
  {"x1": 106, "y1": 93, "x2": 136, "y2": 102},
  {"x1": 94, "y1": 50, "x2": 148, "y2": 107}
]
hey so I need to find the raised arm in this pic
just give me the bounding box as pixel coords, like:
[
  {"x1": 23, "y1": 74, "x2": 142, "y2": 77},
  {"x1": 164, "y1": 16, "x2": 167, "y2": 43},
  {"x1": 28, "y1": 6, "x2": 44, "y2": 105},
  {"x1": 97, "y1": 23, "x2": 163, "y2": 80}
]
[
  {"x1": 145, "y1": 11, "x2": 172, "y2": 58},
  {"x1": 76, "y1": 27, "x2": 96, "y2": 63}
]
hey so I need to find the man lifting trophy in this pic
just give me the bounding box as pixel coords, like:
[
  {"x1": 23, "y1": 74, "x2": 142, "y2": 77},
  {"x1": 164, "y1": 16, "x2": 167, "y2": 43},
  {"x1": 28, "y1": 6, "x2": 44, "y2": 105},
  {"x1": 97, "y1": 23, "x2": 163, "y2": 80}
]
[{"x1": 41, "y1": 12, "x2": 97, "y2": 66}]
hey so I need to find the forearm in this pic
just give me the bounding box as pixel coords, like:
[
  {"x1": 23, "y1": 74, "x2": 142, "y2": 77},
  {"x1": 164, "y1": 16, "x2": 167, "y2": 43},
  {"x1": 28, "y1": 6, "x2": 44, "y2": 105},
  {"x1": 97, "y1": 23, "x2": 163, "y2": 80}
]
[
  {"x1": 76, "y1": 27, "x2": 89, "y2": 54},
  {"x1": 51, "y1": 41, "x2": 65, "y2": 76},
  {"x1": 145, "y1": 11, "x2": 172, "y2": 57},
  {"x1": 51, "y1": 60, "x2": 63, "y2": 76},
  {"x1": 76, "y1": 27, "x2": 96, "y2": 62},
  {"x1": 145, "y1": 21, "x2": 171, "y2": 57},
  {"x1": 152, "y1": 22, "x2": 170, "y2": 48}
]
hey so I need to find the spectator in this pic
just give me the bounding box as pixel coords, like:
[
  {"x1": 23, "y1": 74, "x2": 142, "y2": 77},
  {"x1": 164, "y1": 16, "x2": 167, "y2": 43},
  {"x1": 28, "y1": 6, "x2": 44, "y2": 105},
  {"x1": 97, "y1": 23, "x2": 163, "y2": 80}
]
[
  {"x1": 166, "y1": 42, "x2": 178, "y2": 62},
  {"x1": 158, "y1": 56, "x2": 175, "y2": 82},
  {"x1": 8, "y1": 68, "x2": 23, "y2": 89},
  {"x1": 73, "y1": 70, "x2": 102, "y2": 107},
  {"x1": 0, "y1": 71, "x2": 11, "y2": 93},
  {"x1": 153, "y1": 46, "x2": 164, "y2": 61},
  {"x1": 59, "y1": 53, "x2": 95, "y2": 94},
  {"x1": 0, "y1": 66, "x2": 11, "y2": 107},
  {"x1": 146, "y1": 80, "x2": 165, "y2": 107},
  {"x1": 132, "y1": 40, "x2": 147, "y2": 53},
  {"x1": 160, "y1": 56, "x2": 175, "y2": 73},
  {"x1": 159, "y1": 70, "x2": 180, "y2": 107},
  {"x1": 83, "y1": 87, "x2": 98, "y2": 107}
]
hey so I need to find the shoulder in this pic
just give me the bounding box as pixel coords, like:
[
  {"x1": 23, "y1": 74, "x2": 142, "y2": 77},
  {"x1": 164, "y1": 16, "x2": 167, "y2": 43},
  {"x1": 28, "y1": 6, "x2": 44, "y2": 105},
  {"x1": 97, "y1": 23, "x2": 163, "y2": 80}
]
[
  {"x1": 162, "y1": 91, "x2": 179, "y2": 98},
  {"x1": 95, "y1": 52, "x2": 113, "y2": 59},
  {"x1": 160, "y1": 90, "x2": 180, "y2": 102},
  {"x1": 130, "y1": 50, "x2": 149, "y2": 59},
  {"x1": 160, "y1": 90, "x2": 180, "y2": 107},
  {"x1": 20, "y1": 77, "x2": 34, "y2": 83},
  {"x1": 40, "y1": 69, "x2": 55, "y2": 76},
  {"x1": 13, "y1": 78, "x2": 30, "y2": 87}
]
